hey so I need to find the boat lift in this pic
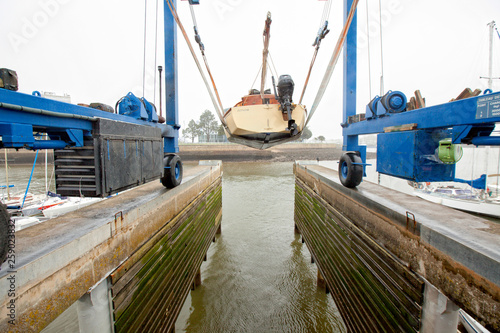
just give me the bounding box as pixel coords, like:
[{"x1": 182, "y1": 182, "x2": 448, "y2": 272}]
[
  {"x1": 0, "y1": 1, "x2": 192, "y2": 263},
  {"x1": 0, "y1": 1, "x2": 186, "y2": 196},
  {"x1": 339, "y1": 0, "x2": 500, "y2": 188}
]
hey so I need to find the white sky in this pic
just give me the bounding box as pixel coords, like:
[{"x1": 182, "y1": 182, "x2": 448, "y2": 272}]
[{"x1": 1, "y1": 0, "x2": 499, "y2": 140}]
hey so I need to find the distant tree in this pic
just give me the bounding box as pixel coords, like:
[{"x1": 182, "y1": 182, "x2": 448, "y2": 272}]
[
  {"x1": 199, "y1": 110, "x2": 219, "y2": 142},
  {"x1": 301, "y1": 126, "x2": 313, "y2": 141},
  {"x1": 182, "y1": 119, "x2": 201, "y2": 143},
  {"x1": 316, "y1": 135, "x2": 326, "y2": 142},
  {"x1": 217, "y1": 124, "x2": 225, "y2": 136}
]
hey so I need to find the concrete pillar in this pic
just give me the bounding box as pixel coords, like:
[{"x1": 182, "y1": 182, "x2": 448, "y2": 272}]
[
  {"x1": 194, "y1": 268, "x2": 202, "y2": 287},
  {"x1": 76, "y1": 279, "x2": 113, "y2": 333},
  {"x1": 192, "y1": 268, "x2": 202, "y2": 290},
  {"x1": 317, "y1": 269, "x2": 326, "y2": 289},
  {"x1": 420, "y1": 282, "x2": 459, "y2": 333}
]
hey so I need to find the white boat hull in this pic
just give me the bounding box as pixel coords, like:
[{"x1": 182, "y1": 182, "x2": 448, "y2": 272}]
[
  {"x1": 224, "y1": 103, "x2": 307, "y2": 150},
  {"x1": 416, "y1": 192, "x2": 500, "y2": 218},
  {"x1": 43, "y1": 197, "x2": 102, "y2": 219}
]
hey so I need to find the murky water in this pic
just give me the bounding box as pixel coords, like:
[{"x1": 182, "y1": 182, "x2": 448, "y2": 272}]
[
  {"x1": 0, "y1": 163, "x2": 56, "y2": 199},
  {"x1": 175, "y1": 162, "x2": 345, "y2": 333}
]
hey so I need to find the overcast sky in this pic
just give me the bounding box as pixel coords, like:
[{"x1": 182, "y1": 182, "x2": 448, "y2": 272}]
[{"x1": 1, "y1": 0, "x2": 499, "y2": 140}]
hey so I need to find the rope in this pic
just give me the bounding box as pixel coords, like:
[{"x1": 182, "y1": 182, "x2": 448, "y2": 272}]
[
  {"x1": 250, "y1": 63, "x2": 263, "y2": 91},
  {"x1": 305, "y1": 0, "x2": 359, "y2": 127},
  {"x1": 299, "y1": 1, "x2": 331, "y2": 104},
  {"x1": 365, "y1": 0, "x2": 372, "y2": 100},
  {"x1": 165, "y1": 0, "x2": 228, "y2": 129},
  {"x1": 320, "y1": 0, "x2": 332, "y2": 29},
  {"x1": 142, "y1": 0, "x2": 148, "y2": 98},
  {"x1": 153, "y1": 0, "x2": 159, "y2": 104},
  {"x1": 378, "y1": 0, "x2": 385, "y2": 95},
  {"x1": 187, "y1": 1, "x2": 225, "y2": 118},
  {"x1": 269, "y1": 51, "x2": 279, "y2": 80}
]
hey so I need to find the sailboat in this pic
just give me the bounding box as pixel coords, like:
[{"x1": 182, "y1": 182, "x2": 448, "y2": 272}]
[{"x1": 223, "y1": 13, "x2": 308, "y2": 150}]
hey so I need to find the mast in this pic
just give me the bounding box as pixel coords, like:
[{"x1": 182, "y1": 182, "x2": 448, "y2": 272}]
[
  {"x1": 481, "y1": 21, "x2": 499, "y2": 89},
  {"x1": 260, "y1": 12, "x2": 272, "y2": 95},
  {"x1": 488, "y1": 21, "x2": 494, "y2": 90}
]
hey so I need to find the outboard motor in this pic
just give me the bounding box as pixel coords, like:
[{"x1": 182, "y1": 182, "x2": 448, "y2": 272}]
[
  {"x1": 277, "y1": 75, "x2": 294, "y2": 102},
  {"x1": 275, "y1": 75, "x2": 298, "y2": 136}
]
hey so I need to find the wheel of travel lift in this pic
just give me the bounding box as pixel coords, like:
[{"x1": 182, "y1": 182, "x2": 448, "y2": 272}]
[
  {"x1": 161, "y1": 154, "x2": 183, "y2": 188},
  {"x1": 0, "y1": 203, "x2": 10, "y2": 265},
  {"x1": 339, "y1": 153, "x2": 363, "y2": 188}
]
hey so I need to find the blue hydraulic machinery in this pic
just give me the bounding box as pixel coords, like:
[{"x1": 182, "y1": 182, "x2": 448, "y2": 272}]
[
  {"x1": 0, "y1": 0, "x2": 187, "y2": 198},
  {"x1": 339, "y1": 0, "x2": 500, "y2": 188}
]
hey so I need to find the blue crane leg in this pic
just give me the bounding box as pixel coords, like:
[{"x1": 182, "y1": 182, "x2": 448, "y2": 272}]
[
  {"x1": 342, "y1": 0, "x2": 367, "y2": 166},
  {"x1": 164, "y1": 0, "x2": 179, "y2": 154},
  {"x1": 343, "y1": 0, "x2": 358, "y2": 151}
]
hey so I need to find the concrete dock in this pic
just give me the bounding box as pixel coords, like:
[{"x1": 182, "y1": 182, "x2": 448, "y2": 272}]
[
  {"x1": 0, "y1": 161, "x2": 222, "y2": 332},
  {"x1": 294, "y1": 161, "x2": 500, "y2": 332}
]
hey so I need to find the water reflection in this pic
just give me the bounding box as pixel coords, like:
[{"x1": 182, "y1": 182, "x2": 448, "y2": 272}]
[{"x1": 176, "y1": 162, "x2": 345, "y2": 332}]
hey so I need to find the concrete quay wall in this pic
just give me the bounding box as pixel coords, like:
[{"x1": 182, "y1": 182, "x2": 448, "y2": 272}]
[
  {"x1": 0, "y1": 161, "x2": 222, "y2": 332},
  {"x1": 294, "y1": 161, "x2": 500, "y2": 332}
]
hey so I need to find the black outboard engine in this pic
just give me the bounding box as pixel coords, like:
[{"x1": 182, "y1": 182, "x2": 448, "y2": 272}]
[
  {"x1": 275, "y1": 75, "x2": 298, "y2": 136},
  {"x1": 277, "y1": 75, "x2": 294, "y2": 102}
]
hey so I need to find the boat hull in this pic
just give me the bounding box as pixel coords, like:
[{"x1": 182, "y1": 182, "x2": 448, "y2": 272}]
[
  {"x1": 224, "y1": 103, "x2": 307, "y2": 150},
  {"x1": 415, "y1": 191, "x2": 500, "y2": 218}
]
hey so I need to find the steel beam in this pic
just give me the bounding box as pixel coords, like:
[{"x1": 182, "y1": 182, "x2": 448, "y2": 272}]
[{"x1": 343, "y1": 92, "x2": 500, "y2": 137}]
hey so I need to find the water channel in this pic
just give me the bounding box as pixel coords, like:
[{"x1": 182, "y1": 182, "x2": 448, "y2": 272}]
[
  {"x1": 2, "y1": 161, "x2": 345, "y2": 332},
  {"x1": 175, "y1": 162, "x2": 345, "y2": 332}
]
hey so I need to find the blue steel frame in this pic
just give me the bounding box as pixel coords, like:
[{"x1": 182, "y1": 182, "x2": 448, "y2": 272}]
[
  {"x1": 341, "y1": 0, "x2": 500, "y2": 183},
  {"x1": 343, "y1": 93, "x2": 500, "y2": 140},
  {"x1": 0, "y1": 3, "x2": 180, "y2": 154},
  {"x1": 164, "y1": 0, "x2": 180, "y2": 154},
  {"x1": 343, "y1": 0, "x2": 367, "y2": 165}
]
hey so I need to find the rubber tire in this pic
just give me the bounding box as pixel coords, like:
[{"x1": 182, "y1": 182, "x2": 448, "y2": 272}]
[
  {"x1": 161, "y1": 155, "x2": 183, "y2": 188},
  {"x1": 0, "y1": 204, "x2": 9, "y2": 264},
  {"x1": 339, "y1": 153, "x2": 363, "y2": 188}
]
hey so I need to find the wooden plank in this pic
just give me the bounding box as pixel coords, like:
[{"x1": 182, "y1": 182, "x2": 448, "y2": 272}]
[
  {"x1": 414, "y1": 90, "x2": 425, "y2": 109},
  {"x1": 384, "y1": 123, "x2": 418, "y2": 133},
  {"x1": 407, "y1": 97, "x2": 416, "y2": 111},
  {"x1": 457, "y1": 88, "x2": 473, "y2": 101}
]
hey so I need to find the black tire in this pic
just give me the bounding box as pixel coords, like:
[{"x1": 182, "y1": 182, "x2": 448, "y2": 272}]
[
  {"x1": 161, "y1": 155, "x2": 183, "y2": 188},
  {"x1": 339, "y1": 153, "x2": 363, "y2": 188},
  {"x1": 0, "y1": 204, "x2": 9, "y2": 264}
]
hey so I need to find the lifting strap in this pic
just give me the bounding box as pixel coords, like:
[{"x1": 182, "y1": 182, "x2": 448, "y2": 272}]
[
  {"x1": 165, "y1": 0, "x2": 229, "y2": 130},
  {"x1": 305, "y1": 0, "x2": 359, "y2": 127},
  {"x1": 298, "y1": 21, "x2": 330, "y2": 104}
]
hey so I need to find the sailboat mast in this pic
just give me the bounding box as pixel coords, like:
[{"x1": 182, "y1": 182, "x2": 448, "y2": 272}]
[
  {"x1": 261, "y1": 12, "x2": 272, "y2": 95},
  {"x1": 487, "y1": 21, "x2": 495, "y2": 90}
]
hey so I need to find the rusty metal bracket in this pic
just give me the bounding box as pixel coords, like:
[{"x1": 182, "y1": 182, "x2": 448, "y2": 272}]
[
  {"x1": 112, "y1": 211, "x2": 123, "y2": 236},
  {"x1": 406, "y1": 211, "x2": 416, "y2": 232}
]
